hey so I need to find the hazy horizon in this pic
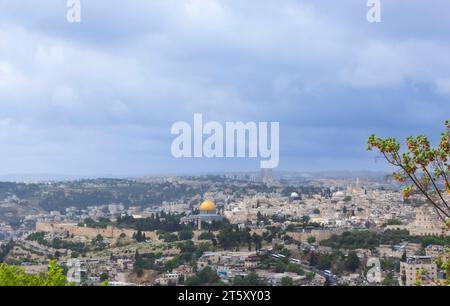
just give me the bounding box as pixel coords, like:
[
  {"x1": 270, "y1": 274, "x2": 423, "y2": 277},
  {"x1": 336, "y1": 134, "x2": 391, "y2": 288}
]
[{"x1": 0, "y1": 169, "x2": 391, "y2": 183}]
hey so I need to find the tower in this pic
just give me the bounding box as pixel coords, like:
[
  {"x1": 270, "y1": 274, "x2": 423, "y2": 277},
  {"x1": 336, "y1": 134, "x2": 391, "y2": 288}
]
[{"x1": 197, "y1": 217, "x2": 202, "y2": 230}]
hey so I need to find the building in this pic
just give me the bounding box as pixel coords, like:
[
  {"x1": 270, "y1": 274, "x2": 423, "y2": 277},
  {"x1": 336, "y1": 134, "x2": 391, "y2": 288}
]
[
  {"x1": 385, "y1": 206, "x2": 450, "y2": 237},
  {"x1": 400, "y1": 256, "x2": 437, "y2": 286},
  {"x1": 181, "y1": 200, "x2": 225, "y2": 230},
  {"x1": 425, "y1": 245, "x2": 449, "y2": 261},
  {"x1": 155, "y1": 272, "x2": 181, "y2": 286},
  {"x1": 289, "y1": 192, "x2": 301, "y2": 203},
  {"x1": 409, "y1": 207, "x2": 448, "y2": 236},
  {"x1": 244, "y1": 254, "x2": 261, "y2": 270}
]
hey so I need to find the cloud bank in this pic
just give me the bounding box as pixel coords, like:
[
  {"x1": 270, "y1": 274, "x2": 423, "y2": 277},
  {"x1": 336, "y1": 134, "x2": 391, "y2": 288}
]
[{"x1": 0, "y1": 0, "x2": 449, "y2": 175}]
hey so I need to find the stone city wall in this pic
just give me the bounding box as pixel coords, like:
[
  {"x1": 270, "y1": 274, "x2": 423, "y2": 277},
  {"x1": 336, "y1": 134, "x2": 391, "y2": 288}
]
[{"x1": 36, "y1": 222, "x2": 159, "y2": 240}]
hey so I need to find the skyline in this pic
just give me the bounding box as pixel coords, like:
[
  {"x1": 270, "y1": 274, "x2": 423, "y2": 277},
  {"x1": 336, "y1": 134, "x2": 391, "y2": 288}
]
[
  {"x1": 0, "y1": 169, "x2": 390, "y2": 183},
  {"x1": 0, "y1": 1, "x2": 449, "y2": 175}
]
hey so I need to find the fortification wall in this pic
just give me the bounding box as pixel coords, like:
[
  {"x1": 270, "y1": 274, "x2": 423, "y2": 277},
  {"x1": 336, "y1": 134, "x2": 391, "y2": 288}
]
[{"x1": 36, "y1": 222, "x2": 159, "y2": 240}]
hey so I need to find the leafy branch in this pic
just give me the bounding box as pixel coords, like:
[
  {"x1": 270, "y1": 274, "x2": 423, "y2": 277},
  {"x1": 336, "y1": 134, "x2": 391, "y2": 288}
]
[{"x1": 367, "y1": 120, "x2": 450, "y2": 224}]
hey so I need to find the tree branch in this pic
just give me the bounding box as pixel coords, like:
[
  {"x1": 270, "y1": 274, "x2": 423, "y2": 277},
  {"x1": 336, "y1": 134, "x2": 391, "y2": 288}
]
[
  {"x1": 422, "y1": 166, "x2": 450, "y2": 213},
  {"x1": 397, "y1": 164, "x2": 450, "y2": 219}
]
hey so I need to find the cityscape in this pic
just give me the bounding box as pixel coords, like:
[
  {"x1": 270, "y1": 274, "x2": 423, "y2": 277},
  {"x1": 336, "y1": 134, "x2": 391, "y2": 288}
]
[
  {"x1": 0, "y1": 0, "x2": 449, "y2": 292},
  {"x1": 0, "y1": 171, "x2": 449, "y2": 287}
]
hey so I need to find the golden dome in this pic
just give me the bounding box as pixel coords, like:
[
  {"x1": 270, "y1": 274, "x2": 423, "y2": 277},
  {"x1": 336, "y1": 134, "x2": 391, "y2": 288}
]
[{"x1": 199, "y1": 200, "x2": 216, "y2": 212}]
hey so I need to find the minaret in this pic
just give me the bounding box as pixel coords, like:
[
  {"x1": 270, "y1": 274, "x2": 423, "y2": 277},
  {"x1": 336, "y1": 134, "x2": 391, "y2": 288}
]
[{"x1": 197, "y1": 217, "x2": 202, "y2": 230}]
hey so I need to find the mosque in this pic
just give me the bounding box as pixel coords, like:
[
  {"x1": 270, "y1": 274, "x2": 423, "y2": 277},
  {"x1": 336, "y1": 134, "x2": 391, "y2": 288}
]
[
  {"x1": 289, "y1": 192, "x2": 301, "y2": 203},
  {"x1": 182, "y1": 199, "x2": 225, "y2": 230}
]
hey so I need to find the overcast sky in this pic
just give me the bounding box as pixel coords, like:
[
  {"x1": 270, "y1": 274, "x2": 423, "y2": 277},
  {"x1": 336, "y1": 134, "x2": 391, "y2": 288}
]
[{"x1": 0, "y1": 0, "x2": 449, "y2": 176}]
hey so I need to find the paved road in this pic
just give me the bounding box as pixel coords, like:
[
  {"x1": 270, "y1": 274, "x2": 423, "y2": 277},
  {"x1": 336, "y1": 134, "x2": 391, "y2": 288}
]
[{"x1": 272, "y1": 252, "x2": 338, "y2": 286}]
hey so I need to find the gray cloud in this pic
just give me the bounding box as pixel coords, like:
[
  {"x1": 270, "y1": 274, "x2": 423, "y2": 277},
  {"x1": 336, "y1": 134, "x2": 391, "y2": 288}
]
[{"x1": 0, "y1": 0, "x2": 448, "y2": 175}]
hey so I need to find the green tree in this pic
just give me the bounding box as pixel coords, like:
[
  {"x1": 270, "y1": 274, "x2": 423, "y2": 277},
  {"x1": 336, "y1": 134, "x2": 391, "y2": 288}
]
[
  {"x1": 100, "y1": 272, "x2": 109, "y2": 282},
  {"x1": 317, "y1": 254, "x2": 333, "y2": 270},
  {"x1": 367, "y1": 120, "x2": 450, "y2": 223},
  {"x1": 178, "y1": 230, "x2": 194, "y2": 241},
  {"x1": 252, "y1": 233, "x2": 262, "y2": 250},
  {"x1": 345, "y1": 251, "x2": 360, "y2": 272},
  {"x1": 233, "y1": 271, "x2": 260, "y2": 286},
  {"x1": 185, "y1": 267, "x2": 221, "y2": 286},
  {"x1": 307, "y1": 236, "x2": 316, "y2": 244},
  {"x1": 368, "y1": 121, "x2": 450, "y2": 286},
  {"x1": 309, "y1": 252, "x2": 319, "y2": 267},
  {"x1": 286, "y1": 263, "x2": 304, "y2": 275},
  {"x1": 435, "y1": 249, "x2": 450, "y2": 286},
  {"x1": 275, "y1": 261, "x2": 286, "y2": 273},
  {"x1": 306, "y1": 272, "x2": 315, "y2": 281},
  {"x1": 382, "y1": 272, "x2": 399, "y2": 286},
  {"x1": 133, "y1": 230, "x2": 146, "y2": 242},
  {"x1": 198, "y1": 232, "x2": 215, "y2": 240},
  {"x1": 281, "y1": 276, "x2": 293, "y2": 286},
  {"x1": 0, "y1": 261, "x2": 69, "y2": 286},
  {"x1": 401, "y1": 251, "x2": 407, "y2": 263},
  {"x1": 384, "y1": 219, "x2": 403, "y2": 227}
]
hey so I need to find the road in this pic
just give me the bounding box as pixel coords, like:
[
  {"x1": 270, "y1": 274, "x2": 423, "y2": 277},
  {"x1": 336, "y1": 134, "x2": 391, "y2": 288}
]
[{"x1": 271, "y1": 252, "x2": 338, "y2": 286}]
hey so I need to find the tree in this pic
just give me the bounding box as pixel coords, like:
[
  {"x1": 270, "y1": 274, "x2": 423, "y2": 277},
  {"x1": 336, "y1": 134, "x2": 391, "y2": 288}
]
[
  {"x1": 306, "y1": 272, "x2": 315, "y2": 281},
  {"x1": 384, "y1": 219, "x2": 403, "y2": 227},
  {"x1": 178, "y1": 230, "x2": 194, "y2": 241},
  {"x1": 0, "y1": 240, "x2": 14, "y2": 263},
  {"x1": 252, "y1": 233, "x2": 262, "y2": 251},
  {"x1": 367, "y1": 120, "x2": 450, "y2": 223},
  {"x1": 275, "y1": 261, "x2": 286, "y2": 273},
  {"x1": 0, "y1": 261, "x2": 69, "y2": 286},
  {"x1": 435, "y1": 250, "x2": 450, "y2": 286},
  {"x1": 401, "y1": 251, "x2": 407, "y2": 262},
  {"x1": 91, "y1": 234, "x2": 105, "y2": 247},
  {"x1": 198, "y1": 231, "x2": 215, "y2": 240},
  {"x1": 280, "y1": 249, "x2": 291, "y2": 258},
  {"x1": 382, "y1": 272, "x2": 399, "y2": 286},
  {"x1": 286, "y1": 263, "x2": 304, "y2": 275},
  {"x1": 307, "y1": 236, "x2": 316, "y2": 244},
  {"x1": 368, "y1": 122, "x2": 450, "y2": 286},
  {"x1": 100, "y1": 272, "x2": 109, "y2": 282},
  {"x1": 301, "y1": 216, "x2": 310, "y2": 224},
  {"x1": 317, "y1": 254, "x2": 333, "y2": 270},
  {"x1": 185, "y1": 267, "x2": 221, "y2": 286},
  {"x1": 345, "y1": 251, "x2": 360, "y2": 272},
  {"x1": 233, "y1": 271, "x2": 260, "y2": 286},
  {"x1": 133, "y1": 230, "x2": 145, "y2": 242},
  {"x1": 309, "y1": 252, "x2": 319, "y2": 267},
  {"x1": 281, "y1": 276, "x2": 293, "y2": 286}
]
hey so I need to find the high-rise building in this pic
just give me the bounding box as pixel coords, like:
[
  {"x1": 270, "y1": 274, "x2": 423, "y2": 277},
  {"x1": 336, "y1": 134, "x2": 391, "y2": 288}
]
[{"x1": 400, "y1": 256, "x2": 437, "y2": 286}]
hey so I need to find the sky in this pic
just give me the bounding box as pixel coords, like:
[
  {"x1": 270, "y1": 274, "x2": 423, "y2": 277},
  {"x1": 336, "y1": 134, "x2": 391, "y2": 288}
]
[{"x1": 0, "y1": 0, "x2": 449, "y2": 177}]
